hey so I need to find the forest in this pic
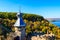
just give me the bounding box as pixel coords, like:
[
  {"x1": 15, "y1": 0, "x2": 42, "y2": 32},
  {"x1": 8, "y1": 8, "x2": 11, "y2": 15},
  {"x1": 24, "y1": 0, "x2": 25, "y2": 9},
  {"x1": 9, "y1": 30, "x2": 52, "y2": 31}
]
[{"x1": 0, "y1": 12, "x2": 60, "y2": 39}]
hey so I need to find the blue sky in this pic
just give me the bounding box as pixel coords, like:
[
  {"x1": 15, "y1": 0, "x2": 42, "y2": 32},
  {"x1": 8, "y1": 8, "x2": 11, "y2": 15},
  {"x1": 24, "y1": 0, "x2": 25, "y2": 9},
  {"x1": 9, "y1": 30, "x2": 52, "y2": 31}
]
[
  {"x1": 0, "y1": 0, "x2": 19, "y2": 12},
  {"x1": 0, "y1": 0, "x2": 60, "y2": 18}
]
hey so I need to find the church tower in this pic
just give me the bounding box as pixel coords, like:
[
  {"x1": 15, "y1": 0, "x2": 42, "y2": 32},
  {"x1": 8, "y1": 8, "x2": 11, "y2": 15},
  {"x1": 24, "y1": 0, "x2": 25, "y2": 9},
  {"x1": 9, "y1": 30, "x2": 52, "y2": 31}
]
[{"x1": 14, "y1": 12, "x2": 26, "y2": 40}]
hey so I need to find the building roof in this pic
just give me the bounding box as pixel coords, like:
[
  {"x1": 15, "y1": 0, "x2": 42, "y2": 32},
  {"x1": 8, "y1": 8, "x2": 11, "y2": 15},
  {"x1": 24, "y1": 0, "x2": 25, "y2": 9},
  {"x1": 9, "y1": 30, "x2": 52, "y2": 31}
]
[
  {"x1": 20, "y1": 17, "x2": 26, "y2": 27},
  {"x1": 14, "y1": 12, "x2": 26, "y2": 27}
]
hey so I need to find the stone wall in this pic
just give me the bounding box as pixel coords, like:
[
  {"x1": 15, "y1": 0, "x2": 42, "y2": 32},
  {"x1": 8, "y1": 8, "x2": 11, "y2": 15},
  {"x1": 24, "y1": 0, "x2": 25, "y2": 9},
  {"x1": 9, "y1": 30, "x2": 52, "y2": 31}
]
[{"x1": 31, "y1": 33, "x2": 55, "y2": 40}]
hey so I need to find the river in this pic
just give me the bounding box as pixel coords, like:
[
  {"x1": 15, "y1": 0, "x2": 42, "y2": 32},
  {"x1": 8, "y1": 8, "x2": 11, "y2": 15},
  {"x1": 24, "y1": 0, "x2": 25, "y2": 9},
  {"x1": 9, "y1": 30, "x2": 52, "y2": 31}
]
[{"x1": 51, "y1": 21, "x2": 60, "y2": 27}]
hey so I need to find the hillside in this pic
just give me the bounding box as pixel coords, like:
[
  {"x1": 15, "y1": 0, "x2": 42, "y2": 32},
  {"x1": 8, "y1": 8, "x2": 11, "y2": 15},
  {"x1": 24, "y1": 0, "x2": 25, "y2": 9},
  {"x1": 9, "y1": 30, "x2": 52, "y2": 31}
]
[{"x1": 0, "y1": 12, "x2": 60, "y2": 39}]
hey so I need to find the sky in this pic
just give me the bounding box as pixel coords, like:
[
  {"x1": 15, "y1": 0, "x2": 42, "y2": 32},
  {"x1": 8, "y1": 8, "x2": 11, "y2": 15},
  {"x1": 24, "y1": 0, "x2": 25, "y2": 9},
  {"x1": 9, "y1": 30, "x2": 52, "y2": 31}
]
[
  {"x1": 0, "y1": 0, "x2": 19, "y2": 12},
  {"x1": 0, "y1": 0, "x2": 60, "y2": 18}
]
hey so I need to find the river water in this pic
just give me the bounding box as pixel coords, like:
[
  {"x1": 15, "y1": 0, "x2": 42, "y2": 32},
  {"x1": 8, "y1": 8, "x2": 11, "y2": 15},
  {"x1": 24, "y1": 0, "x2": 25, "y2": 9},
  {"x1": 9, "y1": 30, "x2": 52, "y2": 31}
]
[{"x1": 52, "y1": 21, "x2": 60, "y2": 27}]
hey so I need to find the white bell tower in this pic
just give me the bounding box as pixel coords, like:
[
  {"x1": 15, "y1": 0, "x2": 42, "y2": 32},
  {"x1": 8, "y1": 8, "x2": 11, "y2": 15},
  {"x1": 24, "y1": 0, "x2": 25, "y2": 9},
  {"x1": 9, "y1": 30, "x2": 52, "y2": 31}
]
[{"x1": 14, "y1": 12, "x2": 26, "y2": 40}]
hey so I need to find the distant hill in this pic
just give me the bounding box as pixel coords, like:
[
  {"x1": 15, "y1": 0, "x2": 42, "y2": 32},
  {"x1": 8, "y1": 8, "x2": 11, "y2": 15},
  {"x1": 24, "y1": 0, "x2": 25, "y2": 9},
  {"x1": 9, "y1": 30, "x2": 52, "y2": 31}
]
[{"x1": 45, "y1": 18, "x2": 60, "y2": 22}]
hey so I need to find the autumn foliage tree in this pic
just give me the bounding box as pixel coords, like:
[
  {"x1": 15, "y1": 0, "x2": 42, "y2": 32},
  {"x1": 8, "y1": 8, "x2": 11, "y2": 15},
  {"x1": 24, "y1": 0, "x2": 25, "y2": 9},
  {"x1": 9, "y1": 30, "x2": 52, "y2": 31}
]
[{"x1": 0, "y1": 12, "x2": 60, "y2": 38}]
